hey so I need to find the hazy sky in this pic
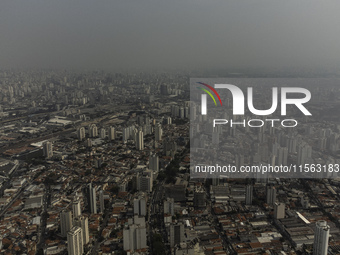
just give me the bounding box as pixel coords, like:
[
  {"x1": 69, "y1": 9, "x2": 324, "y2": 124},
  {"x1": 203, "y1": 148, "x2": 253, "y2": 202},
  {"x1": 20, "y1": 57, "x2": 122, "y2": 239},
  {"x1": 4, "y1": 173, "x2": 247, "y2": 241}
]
[{"x1": 1, "y1": 0, "x2": 340, "y2": 72}]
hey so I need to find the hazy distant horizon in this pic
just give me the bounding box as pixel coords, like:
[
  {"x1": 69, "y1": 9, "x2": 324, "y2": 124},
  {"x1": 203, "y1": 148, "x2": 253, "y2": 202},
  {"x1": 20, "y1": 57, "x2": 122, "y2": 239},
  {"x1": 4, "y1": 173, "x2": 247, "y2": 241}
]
[{"x1": 1, "y1": 0, "x2": 340, "y2": 73}]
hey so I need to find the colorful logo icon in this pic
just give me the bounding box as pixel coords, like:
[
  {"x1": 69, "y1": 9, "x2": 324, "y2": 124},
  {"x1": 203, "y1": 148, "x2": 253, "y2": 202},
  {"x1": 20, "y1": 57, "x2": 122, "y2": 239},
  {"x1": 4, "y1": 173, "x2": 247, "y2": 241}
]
[{"x1": 196, "y1": 82, "x2": 222, "y2": 106}]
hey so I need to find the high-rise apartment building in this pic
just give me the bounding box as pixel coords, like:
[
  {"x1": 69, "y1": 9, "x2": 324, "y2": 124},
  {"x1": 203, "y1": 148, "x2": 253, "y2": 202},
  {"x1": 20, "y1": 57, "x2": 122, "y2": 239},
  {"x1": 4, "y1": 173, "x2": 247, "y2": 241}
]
[
  {"x1": 108, "y1": 126, "x2": 115, "y2": 140},
  {"x1": 246, "y1": 185, "x2": 253, "y2": 205},
  {"x1": 60, "y1": 210, "x2": 73, "y2": 237},
  {"x1": 137, "y1": 170, "x2": 153, "y2": 192},
  {"x1": 274, "y1": 202, "x2": 285, "y2": 219},
  {"x1": 133, "y1": 195, "x2": 147, "y2": 216},
  {"x1": 72, "y1": 199, "x2": 81, "y2": 218},
  {"x1": 149, "y1": 154, "x2": 159, "y2": 172},
  {"x1": 266, "y1": 185, "x2": 277, "y2": 205},
  {"x1": 136, "y1": 130, "x2": 144, "y2": 150},
  {"x1": 164, "y1": 197, "x2": 175, "y2": 216},
  {"x1": 43, "y1": 141, "x2": 53, "y2": 158},
  {"x1": 170, "y1": 223, "x2": 184, "y2": 247},
  {"x1": 155, "y1": 123, "x2": 162, "y2": 141},
  {"x1": 123, "y1": 224, "x2": 147, "y2": 251},
  {"x1": 77, "y1": 127, "x2": 86, "y2": 141},
  {"x1": 74, "y1": 216, "x2": 89, "y2": 245},
  {"x1": 67, "y1": 226, "x2": 83, "y2": 255},
  {"x1": 313, "y1": 220, "x2": 330, "y2": 255},
  {"x1": 89, "y1": 183, "x2": 97, "y2": 214}
]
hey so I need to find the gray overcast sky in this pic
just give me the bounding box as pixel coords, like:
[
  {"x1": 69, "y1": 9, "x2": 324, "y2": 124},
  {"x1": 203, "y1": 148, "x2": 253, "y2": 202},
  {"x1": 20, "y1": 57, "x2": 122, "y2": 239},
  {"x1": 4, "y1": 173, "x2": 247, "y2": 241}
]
[{"x1": 1, "y1": 0, "x2": 340, "y2": 72}]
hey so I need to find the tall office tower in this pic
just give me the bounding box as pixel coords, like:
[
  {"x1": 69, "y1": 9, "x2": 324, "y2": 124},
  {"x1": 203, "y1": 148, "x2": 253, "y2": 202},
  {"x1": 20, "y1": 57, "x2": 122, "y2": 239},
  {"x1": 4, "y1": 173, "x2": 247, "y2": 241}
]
[
  {"x1": 136, "y1": 130, "x2": 144, "y2": 150},
  {"x1": 60, "y1": 210, "x2": 73, "y2": 237},
  {"x1": 77, "y1": 127, "x2": 86, "y2": 141},
  {"x1": 245, "y1": 185, "x2": 253, "y2": 205},
  {"x1": 89, "y1": 183, "x2": 97, "y2": 214},
  {"x1": 266, "y1": 185, "x2": 277, "y2": 205},
  {"x1": 274, "y1": 203, "x2": 285, "y2": 219},
  {"x1": 170, "y1": 223, "x2": 184, "y2": 247},
  {"x1": 99, "y1": 189, "x2": 104, "y2": 213},
  {"x1": 100, "y1": 128, "x2": 106, "y2": 139},
  {"x1": 149, "y1": 154, "x2": 159, "y2": 172},
  {"x1": 108, "y1": 126, "x2": 115, "y2": 141},
  {"x1": 67, "y1": 226, "x2": 83, "y2": 255},
  {"x1": 43, "y1": 141, "x2": 53, "y2": 158},
  {"x1": 133, "y1": 196, "x2": 147, "y2": 216},
  {"x1": 72, "y1": 199, "x2": 81, "y2": 218},
  {"x1": 74, "y1": 216, "x2": 89, "y2": 245},
  {"x1": 313, "y1": 220, "x2": 330, "y2": 255},
  {"x1": 194, "y1": 187, "x2": 206, "y2": 209},
  {"x1": 137, "y1": 170, "x2": 153, "y2": 192},
  {"x1": 123, "y1": 224, "x2": 147, "y2": 251},
  {"x1": 164, "y1": 197, "x2": 175, "y2": 216},
  {"x1": 155, "y1": 123, "x2": 162, "y2": 141}
]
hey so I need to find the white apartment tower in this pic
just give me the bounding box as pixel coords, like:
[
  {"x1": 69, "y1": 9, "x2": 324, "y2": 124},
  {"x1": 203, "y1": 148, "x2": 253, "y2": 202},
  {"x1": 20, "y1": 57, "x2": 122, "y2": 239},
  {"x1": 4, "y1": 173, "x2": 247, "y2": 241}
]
[
  {"x1": 89, "y1": 183, "x2": 97, "y2": 214},
  {"x1": 313, "y1": 220, "x2": 330, "y2": 255},
  {"x1": 136, "y1": 130, "x2": 144, "y2": 150},
  {"x1": 274, "y1": 202, "x2": 285, "y2": 219},
  {"x1": 108, "y1": 126, "x2": 115, "y2": 140},
  {"x1": 155, "y1": 123, "x2": 162, "y2": 141},
  {"x1": 67, "y1": 226, "x2": 84, "y2": 255},
  {"x1": 77, "y1": 127, "x2": 86, "y2": 141},
  {"x1": 72, "y1": 199, "x2": 81, "y2": 218},
  {"x1": 133, "y1": 195, "x2": 147, "y2": 216},
  {"x1": 43, "y1": 141, "x2": 53, "y2": 158},
  {"x1": 123, "y1": 225, "x2": 147, "y2": 251},
  {"x1": 100, "y1": 128, "x2": 106, "y2": 139},
  {"x1": 74, "y1": 216, "x2": 89, "y2": 245}
]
